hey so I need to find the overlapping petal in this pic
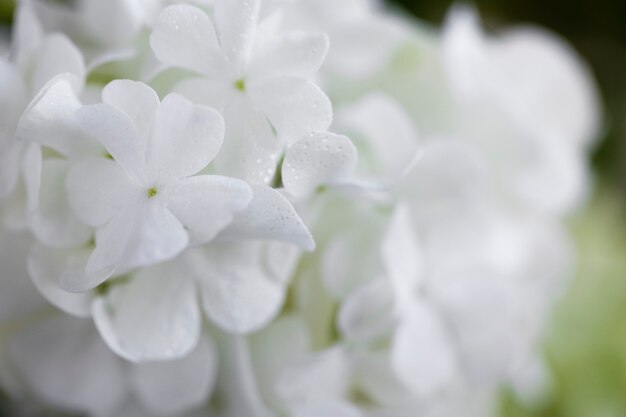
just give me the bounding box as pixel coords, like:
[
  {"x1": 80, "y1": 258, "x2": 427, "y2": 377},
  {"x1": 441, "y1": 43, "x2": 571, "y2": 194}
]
[
  {"x1": 282, "y1": 131, "x2": 357, "y2": 196},
  {"x1": 92, "y1": 259, "x2": 201, "y2": 362}
]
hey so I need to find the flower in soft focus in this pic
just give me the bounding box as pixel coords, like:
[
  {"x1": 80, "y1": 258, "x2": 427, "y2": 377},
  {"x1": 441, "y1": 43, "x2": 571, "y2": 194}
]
[{"x1": 0, "y1": 1, "x2": 607, "y2": 417}]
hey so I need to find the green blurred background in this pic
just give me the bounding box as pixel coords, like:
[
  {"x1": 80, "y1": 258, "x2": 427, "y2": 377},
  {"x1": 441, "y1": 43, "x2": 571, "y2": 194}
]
[{"x1": 1, "y1": 0, "x2": 625, "y2": 416}]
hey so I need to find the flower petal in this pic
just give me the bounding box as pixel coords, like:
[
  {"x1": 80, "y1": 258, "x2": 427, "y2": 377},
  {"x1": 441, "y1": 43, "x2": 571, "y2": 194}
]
[
  {"x1": 390, "y1": 301, "x2": 458, "y2": 398},
  {"x1": 30, "y1": 159, "x2": 92, "y2": 248},
  {"x1": 381, "y1": 204, "x2": 422, "y2": 312},
  {"x1": 282, "y1": 131, "x2": 357, "y2": 196},
  {"x1": 27, "y1": 244, "x2": 92, "y2": 317},
  {"x1": 116, "y1": 202, "x2": 190, "y2": 273},
  {"x1": 102, "y1": 80, "x2": 160, "y2": 145},
  {"x1": 147, "y1": 93, "x2": 225, "y2": 182},
  {"x1": 130, "y1": 334, "x2": 217, "y2": 415},
  {"x1": 164, "y1": 175, "x2": 251, "y2": 244},
  {"x1": 150, "y1": 5, "x2": 225, "y2": 76},
  {"x1": 190, "y1": 241, "x2": 287, "y2": 334},
  {"x1": 175, "y1": 77, "x2": 232, "y2": 111},
  {"x1": 0, "y1": 142, "x2": 22, "y2": 199},
  {"x1": 250, "y1": 31, "x2": 329, "y2": 79},
  {"x1": 31, "y1": 33, "x2": 85, "y2": 94},
  {"x1": 92, "y1": 258, "x2": 201, "y2": 362},
  {"x1": 338, "y1": 279, "x2": 395, "y2": 343},
  {"x1": 335, "y1": 93, "x2": 419, "y2": 184},
  {"x1": 214, "y1": 0, "x2": 260, "y2": 69},
  {"x1": 75, "y1": 104, "x2": 147, "y2": 183},
  {"x1": 220, "y1": 185, "x2": 315, "y2": 250},
  {"x1": 251, "y1": 77, "x2": 332, "y2": 144},
  {"x1": 16, "y1": 74, "x2": 94, "y2": 158},
  {"x1": 6, "y1": 315, "x2": 127, "y2": 416},
  {"x1": 66, "y1": 157, "x2": 139, "y2": 227}
]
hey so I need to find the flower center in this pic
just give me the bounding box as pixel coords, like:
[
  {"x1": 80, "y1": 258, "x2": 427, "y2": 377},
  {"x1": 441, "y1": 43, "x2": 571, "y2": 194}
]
[
  {"x1": 147, "y1": 187, "x2": 158, "y2": 198},
  {"x1": 233, "y1": 78, "x2": 246, "y2": 92}
]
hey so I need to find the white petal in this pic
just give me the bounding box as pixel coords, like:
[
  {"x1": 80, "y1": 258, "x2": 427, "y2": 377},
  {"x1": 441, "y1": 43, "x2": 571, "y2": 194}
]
[
  {"x1": 0, "y1": 142, "x2": 22, "y2": 199},
  {"x1": 0, "y1": 61, "x2": 27, "y2": 139},
  {"x1": 214, "y1": 0, "x2": 260, "y2": 69},
  {"x1": 381, "y1": 204, "x2": 422, "y2": 312},
  {"x1": 211, "y1": 99, "x2": 279, "y2": 184},
  {"x1": 164, "y1": 175, "x2": 251, "y2": 243},
  {"x1": 390, "y1": 301, "x2": 458, "y2": 398},
  {"x1": 190, "y1": 241, "x2": 287, "y2": 333},
  {"x1": 220, "y1": 185, "x2": 315, "y2": 250},
  {"x1": 147, "y1": 93, "x2": 225, "y2": 182},
  {"x1": 275, "y1": 347, "x2": 350, "y2": 405},
  {"x1": 15, "y1": 74, "x2": 94, "y2": 158},
  {"x1": 22, "y1": 143, "x2": 42, "y2": 211},
  {"x1": 175, "y1": 77, "x2": 232, "y2": 111},
  {"x1": 68, "y1": 208, "x2": 136, "y2": 292},
  {"x1": 213, "y1": 333, "x2": 275, "y2": 417},
  {"x1": 30, "y1": 159, "x2": 92, "y2": 248},
  {"x1": 250, "y1": 316, "x2": 311, "y2": 408},
  {"x1": 151, "y1": 5, "x2": 225, "y2": 76},
  {"x1": 130, "y1": 334, "x2": 217, "y2": 415},
  {"x1": 116, "y1": 202, "x2": 190, "y2": 272},
  {"x1": 27, "y1": 244, "x2": 92, "y2": 317},
  {"x1": 66, "y1": 157, "x2": 139, "y2": 227},
  {"x1": 92, "y1": 258, "x2": 201, "y2": 362},
  {"x1": 11, "y1": 3, "x2": 43, "y2": 71},
  {"x1": 335, "y1": 93, "x2": 419, "y2": 183},
  {"x1": 250, "y1": 31, "x2": 329, "y2": 79},
  {"x1": 282, "y1": 131, "x2": 357, "y2": 196},
  {"x1": 338, "y1": 279, "x2": 395, "y2": 343},
  {"x1": 251, "y1": 77, "x2": 332, "y2": 143},
  {"x1": 75, "y1": 104, "x2": 147, "y2": 183},
  {"x1": 7, "y1": 315, "x2": 127, "y2": 416},
  {"x1": 102, "y1": 80, "x2": 160, "y2": 145},
  {"x1": 31, "y1": 33, "x2": 85, "y2": 94}
]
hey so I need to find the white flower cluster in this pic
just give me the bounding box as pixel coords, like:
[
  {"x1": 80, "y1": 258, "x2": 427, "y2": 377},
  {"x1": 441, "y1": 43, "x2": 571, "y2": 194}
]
[{"x1": 0, "y1": 0, "x2": 601, "y2": 416}]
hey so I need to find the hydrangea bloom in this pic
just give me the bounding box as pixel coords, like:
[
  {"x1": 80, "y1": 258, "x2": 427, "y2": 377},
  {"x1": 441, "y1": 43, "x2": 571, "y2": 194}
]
[{"x1": 0, "y1": 0, "x2": 601, "y2": 416}]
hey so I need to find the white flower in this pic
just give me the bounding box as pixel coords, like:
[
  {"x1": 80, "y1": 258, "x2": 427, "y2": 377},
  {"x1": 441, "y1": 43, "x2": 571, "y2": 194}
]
[
  {"x1": 442, "y1": 6, "x2": 601, "y2": 215},
  {"x1": 64, "y1": 79, "x2": 252, "y2": 291},
  {"x1": 150, "y1": 0, "x2": 332, "y2": 183}
]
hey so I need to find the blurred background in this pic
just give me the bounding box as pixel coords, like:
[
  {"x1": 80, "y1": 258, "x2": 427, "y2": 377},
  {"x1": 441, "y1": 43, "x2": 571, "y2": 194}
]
[
  {"x1": 0, "y1": 0, "x2": 625, "y2": 416},
  {"x1": 385, "y1": 1, "x2": 626, "y2": 416}
]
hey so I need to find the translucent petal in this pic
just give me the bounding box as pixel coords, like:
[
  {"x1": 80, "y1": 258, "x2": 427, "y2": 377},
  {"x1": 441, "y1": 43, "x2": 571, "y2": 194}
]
[
  {"x1": 151, "y1": 5, "x2": 225, "y2": 77},
  {"x1": 31, "y1": 33, "x2": 85, "y2": 94},
  {"x1": 147, "y1": 93, "x2": 225, "y2": 182},
  {"x1": 251, "y1": 77, "x2": 332, "y2": 144},
  {"x1": 390, "y1": 301, "x2": 458, "y2": 398},
  {"x1": 30, "y1": 158, "x2": 91, "y2": 248},
  {"x1": 214, "y1": 0, "x2": 260, "y2": 69},
  {"x1": 250, "y1": 31, "x2": 329, "y2": 79},
  {"x1": 92, "y1": 259, "x2": 200, "y2": 362},
  {"x1": 75, "y1": 104, "x2": 147, "y2": 183},
  {"x1": 116, "y1": 202, "x2": 190, "y2": 272},
  {"x1": 16, "y1": 74, "x2": 95, "y2": 158},
  {"x1": 164, "y1": 175, "x2": 251, "y2": 244},
  {"x1": 27, "y1": 244, "x2": 92, "y2": 317},
  {"x1": 7, "y1": 315, "x2": 127, "y2": 416},
  {"x1": 130, "y1": 335, "x2": 217, "y2": 415},
  {"x1": 220, "y1": 185, "x2": 315, "y2": 250},
  {"x1": 66, "y1": 157, "x2": 139, "y2": 227},
  {"x1": 282, "y1": 131, "x2": 357, "y2": 196},
  {"x1": 338, "y1": 279, "x2": 395, "y2": 343},
  {"x1": 102, "y1": 80, "x2": 160, "y2": 145},
  {"x1": 191, "y1": 241, "x2": 287, "y2": 334}
]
